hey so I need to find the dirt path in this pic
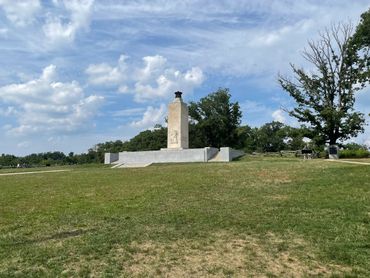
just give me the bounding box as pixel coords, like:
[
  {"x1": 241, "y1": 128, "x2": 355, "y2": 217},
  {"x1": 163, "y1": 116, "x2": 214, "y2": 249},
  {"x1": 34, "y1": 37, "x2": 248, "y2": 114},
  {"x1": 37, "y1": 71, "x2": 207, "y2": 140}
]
[
  {"x1": 0, "y1": 169, "x2": 71, "y2": 176},
  {"x1": 326, "y1": 160, "x2": 370, "y2": 165}
]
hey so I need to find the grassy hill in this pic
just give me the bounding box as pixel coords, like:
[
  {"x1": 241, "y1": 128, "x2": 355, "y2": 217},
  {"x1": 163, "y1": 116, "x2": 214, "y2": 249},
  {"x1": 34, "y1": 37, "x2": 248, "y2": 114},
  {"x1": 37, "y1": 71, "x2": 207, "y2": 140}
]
[{"x1": 0, "y1": 157, "x2": 369, "y2": 277}]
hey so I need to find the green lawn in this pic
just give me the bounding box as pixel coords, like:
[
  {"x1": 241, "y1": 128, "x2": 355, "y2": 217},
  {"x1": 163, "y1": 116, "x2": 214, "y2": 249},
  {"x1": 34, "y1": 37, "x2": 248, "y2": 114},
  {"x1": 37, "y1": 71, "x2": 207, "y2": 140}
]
[{"x1": 0, "y1": 157, "x2": 369, "y2": 277}]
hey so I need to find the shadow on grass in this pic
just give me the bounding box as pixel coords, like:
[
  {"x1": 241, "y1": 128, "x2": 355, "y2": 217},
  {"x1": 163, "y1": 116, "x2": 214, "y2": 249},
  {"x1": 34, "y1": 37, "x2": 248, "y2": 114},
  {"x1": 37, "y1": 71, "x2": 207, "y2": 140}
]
[{"x1": 0, "y1": 228, "x2": 96, "y2": 247}]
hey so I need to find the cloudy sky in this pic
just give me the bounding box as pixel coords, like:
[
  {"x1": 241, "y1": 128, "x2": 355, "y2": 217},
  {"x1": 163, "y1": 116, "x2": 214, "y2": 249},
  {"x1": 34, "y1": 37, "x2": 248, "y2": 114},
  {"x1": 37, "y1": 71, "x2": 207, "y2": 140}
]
[{"x1": 0, "y1": 0, "x2": 369, "y2": 155}]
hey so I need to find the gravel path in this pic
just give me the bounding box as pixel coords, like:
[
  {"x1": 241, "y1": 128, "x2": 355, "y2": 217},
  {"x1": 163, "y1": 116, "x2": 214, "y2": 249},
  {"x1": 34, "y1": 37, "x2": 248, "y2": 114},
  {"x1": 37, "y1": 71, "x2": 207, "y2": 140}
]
[
  {"x1": 326, "y1": 160, "x2": 370, "y2": 165},
  {"x1": 0, "y1": 169, "x2": 71, "y2": 176}
]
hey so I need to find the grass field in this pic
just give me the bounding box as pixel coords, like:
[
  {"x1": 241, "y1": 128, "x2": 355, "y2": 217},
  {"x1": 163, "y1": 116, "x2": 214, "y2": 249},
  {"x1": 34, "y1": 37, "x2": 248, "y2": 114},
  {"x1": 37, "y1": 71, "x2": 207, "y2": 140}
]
[{"x1": 0, "y1": 157, "x2": 369, "y2": 277}]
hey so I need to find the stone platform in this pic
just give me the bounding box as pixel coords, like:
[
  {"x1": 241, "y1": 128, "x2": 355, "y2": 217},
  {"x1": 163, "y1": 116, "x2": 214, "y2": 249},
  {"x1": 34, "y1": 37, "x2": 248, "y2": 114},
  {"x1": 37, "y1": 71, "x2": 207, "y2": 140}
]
[{"x1": 105, "y1": 147, "x2": 244, "y2": 167}]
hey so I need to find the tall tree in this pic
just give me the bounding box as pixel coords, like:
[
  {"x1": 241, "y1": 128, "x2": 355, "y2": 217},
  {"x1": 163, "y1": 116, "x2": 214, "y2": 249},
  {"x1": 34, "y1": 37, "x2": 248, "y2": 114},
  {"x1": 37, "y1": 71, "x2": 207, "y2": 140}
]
[
  {"x1": 352, "y1": 9, "x2": 370, "y2": 48},
  {"x1": 188, "y1": 88, "x2": 242, "y2": 148},
  {"x1": 279, "y1": 23, "x2": 368, "y2": 145},
  {"x1": 351, "y1": 9, "x2": 370, "y2": 84}
]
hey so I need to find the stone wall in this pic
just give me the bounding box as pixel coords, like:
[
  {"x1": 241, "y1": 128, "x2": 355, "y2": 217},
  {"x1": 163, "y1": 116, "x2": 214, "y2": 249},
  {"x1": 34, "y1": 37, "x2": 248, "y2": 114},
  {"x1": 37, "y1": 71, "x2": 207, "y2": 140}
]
[
  {"x1": 104, "y1": 147, "x2": 245, "y2": 165},
  {"x1": 117, "y1": 148, "x2": 208, "y2": 164}
]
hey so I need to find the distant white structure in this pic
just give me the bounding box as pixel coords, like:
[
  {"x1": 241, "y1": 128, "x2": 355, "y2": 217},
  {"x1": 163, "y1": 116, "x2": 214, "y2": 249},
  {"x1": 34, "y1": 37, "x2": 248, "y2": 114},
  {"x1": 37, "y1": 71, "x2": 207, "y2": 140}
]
[{"x1": 105, "y1": 92, "x2": 244, "y2": 167}]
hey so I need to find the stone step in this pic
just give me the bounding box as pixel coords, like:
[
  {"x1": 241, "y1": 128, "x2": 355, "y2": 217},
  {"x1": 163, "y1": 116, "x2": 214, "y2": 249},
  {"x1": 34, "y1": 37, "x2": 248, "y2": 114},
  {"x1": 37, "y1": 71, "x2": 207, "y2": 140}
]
[
  {"x1": 208, "y1": 151, "x2": 221, "y2": 162},
  {"x1": 111, "y1": 163, "x2": 124, "y2": 168},
  {"x1": 117, "y1": 163, "x2": 152, "y2": 168}
]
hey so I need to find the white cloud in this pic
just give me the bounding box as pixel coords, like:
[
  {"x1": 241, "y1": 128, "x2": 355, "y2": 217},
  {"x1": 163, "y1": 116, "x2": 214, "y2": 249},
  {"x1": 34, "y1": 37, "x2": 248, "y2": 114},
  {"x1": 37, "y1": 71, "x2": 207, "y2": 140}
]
[
  {"x1": 272, "y1": 109, "x2": 285, "y2": 123},
  {"x1": 86, "y1": 54, "x2": 205, "y2": 102},
  {"x1": 86, "y1": 55, "x2": 128, "y2": 85},
  {"x1": 130, "y1": 104, "x2": 166, "y2": 129},
  {"x1": 136, "y1": 55, "x2": 167, "y2": 82},
  {"x1": 134, "y1": 65, "x2": 204, "y2": 102},
  {"x1": 43, "y1": 0, "x2": 94, "y2": 44},
  {"x1": 0, "y1": 65, "x2": 104, "y2": 136},
  {"x1": 0, "y1": 0, "x2": 40, "y2": 26}
]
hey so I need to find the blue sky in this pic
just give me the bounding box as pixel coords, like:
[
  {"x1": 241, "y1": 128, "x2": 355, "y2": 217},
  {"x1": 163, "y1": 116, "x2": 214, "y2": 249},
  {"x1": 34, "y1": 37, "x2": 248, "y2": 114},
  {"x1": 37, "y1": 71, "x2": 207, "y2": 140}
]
[{"x1": 0, "y1": 0, "x2": 369, "y2": 155}]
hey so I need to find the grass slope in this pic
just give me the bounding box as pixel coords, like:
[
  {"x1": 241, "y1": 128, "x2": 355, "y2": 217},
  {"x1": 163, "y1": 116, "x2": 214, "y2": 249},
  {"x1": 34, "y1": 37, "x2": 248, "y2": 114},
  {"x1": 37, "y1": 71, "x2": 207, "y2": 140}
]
[{"x1": 0, "y1": 157, "x2": 369, "y2": 277}]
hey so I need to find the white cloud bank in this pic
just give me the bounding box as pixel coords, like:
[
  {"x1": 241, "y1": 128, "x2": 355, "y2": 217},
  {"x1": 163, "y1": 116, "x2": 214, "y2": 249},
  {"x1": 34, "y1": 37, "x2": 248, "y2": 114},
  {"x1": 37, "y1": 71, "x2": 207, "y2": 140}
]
[
  {"x1": 86, "y1": 54, "x2": 205, "y2": 102},
  {"x1": 130, "y1": 104, "x2": 166, "y2": 128},
  {"x1": 0, "y1": 0, "x2": 41, "y2": 26},
  {"x1": 93, "y1": 1, "x2": 370, "y2": 83},
  {"x1": 43, "y1": 0, "x2": 94, "y2": 45},
  {"x1": 0, "y1": 65, "x2": 103, "y2": 136}
]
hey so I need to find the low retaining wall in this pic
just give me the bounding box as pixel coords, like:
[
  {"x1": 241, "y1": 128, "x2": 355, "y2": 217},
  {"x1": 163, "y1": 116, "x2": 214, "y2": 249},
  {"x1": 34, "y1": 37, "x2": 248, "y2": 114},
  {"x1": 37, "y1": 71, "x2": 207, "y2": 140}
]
[
  {"x1": 104, "y1": 153, "x2": 119, "y2": 164},
  {"x1": 104, "y1": 147, "x2": 244, "y2": 165},
  {"x1": 117, "y1": 148, "x2": 208, "y2": 164},
  {"x1": 218, "y1": 147, "x2": 245, "y2": 162}
]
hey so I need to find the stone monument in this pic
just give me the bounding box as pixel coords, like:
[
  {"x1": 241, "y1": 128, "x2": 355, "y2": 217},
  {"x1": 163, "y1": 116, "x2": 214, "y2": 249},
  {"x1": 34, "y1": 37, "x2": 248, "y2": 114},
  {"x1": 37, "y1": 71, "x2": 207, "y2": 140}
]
[
  {"x1": 104, "y1": 91, "x2": 244, "y2": 167},
  {"x1": 167, "y1": 91, "x2": 189, "y2": 149},
  {"x1": 328, "y1": 145, "x2": 339, "y2": 159}
]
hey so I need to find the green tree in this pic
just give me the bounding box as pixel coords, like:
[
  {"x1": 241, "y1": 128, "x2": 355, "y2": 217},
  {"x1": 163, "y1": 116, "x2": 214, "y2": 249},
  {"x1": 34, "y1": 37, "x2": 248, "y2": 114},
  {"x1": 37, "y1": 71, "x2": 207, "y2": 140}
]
[
  {"x1": 0, "y1": 154, "x2": 19, "y2": 167},
  {"x1": 122, "y1": 126, "x2": 167, "y2": 151},
  {"x1": 188, "y1": 88, "x2": 242, "y2": 148},
  {"x1": 278, "y1": 23, "x2": 368, "y2": 146},
  {"x1": 343, "y1": 142, "x2": 368, "y2": 150},
  {"x1": 235, "y1": 125, "x2": 258, "y2": 152},
  {"x1": 283, "y1": 126, "x2": 307, "y2": 150},
  {"x1": 255, "y1": 121, "x2": 287, "y2": 152},
  {"x1": 352, "y1": 9, "x2": 370, "y2": 49},
  {"x1": 351, "y1": 9, "x2": 370, "y2": 90}
]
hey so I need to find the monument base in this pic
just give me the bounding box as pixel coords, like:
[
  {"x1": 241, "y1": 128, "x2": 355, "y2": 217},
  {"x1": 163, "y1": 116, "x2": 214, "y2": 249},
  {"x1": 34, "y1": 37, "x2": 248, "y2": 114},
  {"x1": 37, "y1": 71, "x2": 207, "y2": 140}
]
[{"x1": 105, "y1": 147, "x2": 244, "y2": 167}]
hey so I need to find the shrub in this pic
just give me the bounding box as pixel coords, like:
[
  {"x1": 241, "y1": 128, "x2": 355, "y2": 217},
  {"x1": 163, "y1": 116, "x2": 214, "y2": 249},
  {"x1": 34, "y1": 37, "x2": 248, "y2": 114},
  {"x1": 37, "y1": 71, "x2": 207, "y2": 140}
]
[{"x1": 339, "y1": 149, "x2": 370, "y2": 159}]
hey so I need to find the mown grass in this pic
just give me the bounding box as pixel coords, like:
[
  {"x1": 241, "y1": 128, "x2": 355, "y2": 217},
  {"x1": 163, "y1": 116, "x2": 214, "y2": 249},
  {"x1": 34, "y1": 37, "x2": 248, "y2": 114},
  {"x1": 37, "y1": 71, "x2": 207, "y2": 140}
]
[{"x1": 0, "y1": 157, "x2": 369, "y2": 277}]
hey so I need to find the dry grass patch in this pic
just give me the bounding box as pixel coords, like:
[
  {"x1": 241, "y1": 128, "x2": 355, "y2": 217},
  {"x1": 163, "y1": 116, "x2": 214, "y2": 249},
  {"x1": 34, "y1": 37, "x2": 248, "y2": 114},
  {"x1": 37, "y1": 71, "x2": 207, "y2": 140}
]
[
  {"x1": 255, "y1": 170, "x2": 292, "y2": 185},
  {"x1": 103, "y1": 231, "x2": 352, "y2": 277}
]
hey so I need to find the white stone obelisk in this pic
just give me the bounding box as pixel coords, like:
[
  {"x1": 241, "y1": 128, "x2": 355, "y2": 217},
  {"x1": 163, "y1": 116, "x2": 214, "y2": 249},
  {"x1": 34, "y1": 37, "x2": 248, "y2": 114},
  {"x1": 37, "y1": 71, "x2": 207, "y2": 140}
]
[{"x1": 167, "y1": 91, "x2": 189, "y2": 149}]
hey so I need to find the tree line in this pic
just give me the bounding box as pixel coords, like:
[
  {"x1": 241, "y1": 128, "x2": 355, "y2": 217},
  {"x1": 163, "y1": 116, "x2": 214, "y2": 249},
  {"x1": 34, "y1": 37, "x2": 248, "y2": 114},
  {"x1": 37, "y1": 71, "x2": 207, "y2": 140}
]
[{"x1": 0, "y1": 151, "x2": 102, "y2": 168}]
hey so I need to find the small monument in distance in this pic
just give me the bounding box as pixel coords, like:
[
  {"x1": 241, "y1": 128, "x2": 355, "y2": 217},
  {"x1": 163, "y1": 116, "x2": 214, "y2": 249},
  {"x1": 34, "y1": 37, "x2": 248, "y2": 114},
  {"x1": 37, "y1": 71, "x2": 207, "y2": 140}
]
[
  {"x1": 167, "y1": 91, "x2": 189, "y2": 149},
  {"x1": 328, "y1": 145, "x2": 339, "y2": 159}
]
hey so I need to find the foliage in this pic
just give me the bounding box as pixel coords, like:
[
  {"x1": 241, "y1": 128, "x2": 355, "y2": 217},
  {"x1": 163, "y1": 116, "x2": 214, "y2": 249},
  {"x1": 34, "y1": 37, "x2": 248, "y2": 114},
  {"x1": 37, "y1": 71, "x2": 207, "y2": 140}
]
[
  {"x1": 339, "y1": 142, "x2": 369, "y2": 158},
  {"x1": 0, "y1": 151, "x2": 102, "y2": 167},
  {"x1": 86, "y1": 126, "x2": 167, "y2": 163},
  {"x1": 189, "y1": 88, "x2": 242, "y2": 148},
  {"x1": 255, "y1": 121, "x2": 288, "y2": 152},
  {"x1": 0, "y1": 154, "x2": 19, "y2": 167},
  {"x1": 235, "y1": 125, "x2": 258, "y2": 152},
  {"x1": 353, "y1": 8, "x2": 370, "y2": 48},
  {"x1": 279, "y1": 23, "x2": 368, "y2": 145},
  {"x1": 351, "y1": 8, "x2": 370, "y2": 94},
  {"x1": 236, "y1": 122, "x2": 307, "y2": 153},
  {"x1": 339, "y1": 149, "x2": 369, "y2": 159},
  {"x1": 283, "y1": 125, "x2": 308, "y2": 150},
  {"x1": 121, "y1": 125, "x2": 167, "y2": 151},
  {"x1": 189, "y1": 122, "x2": 207, "y2": 148},
  {"x1": 343, "y1": 142, "x2": 368, "y2": 150}
]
